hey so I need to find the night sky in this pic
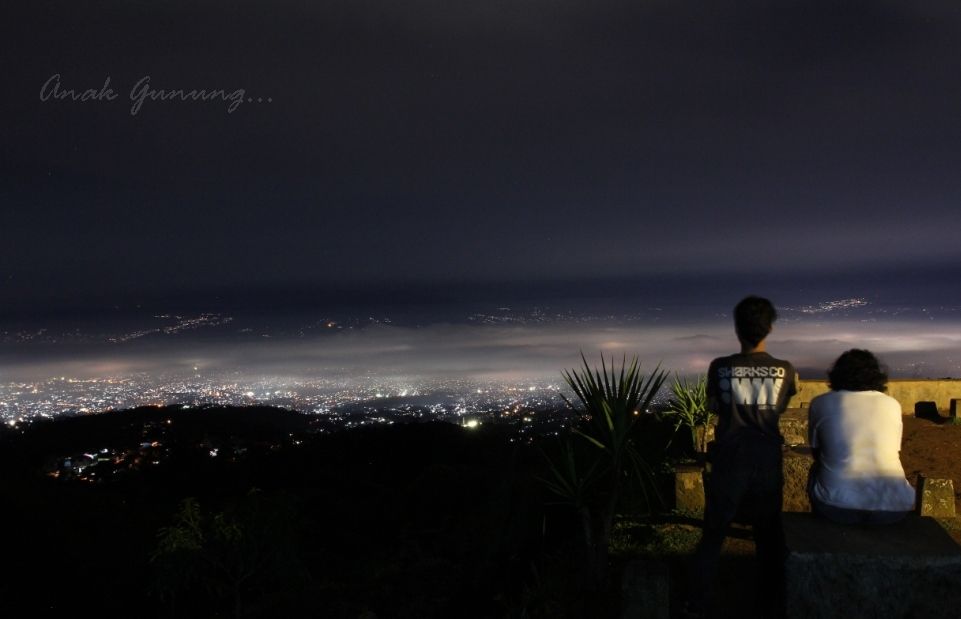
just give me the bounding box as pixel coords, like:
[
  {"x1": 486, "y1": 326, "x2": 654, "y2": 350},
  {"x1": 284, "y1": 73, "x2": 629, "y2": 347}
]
[{"x1": 5, "y1": 1, "x2": 961, "y2": 312}]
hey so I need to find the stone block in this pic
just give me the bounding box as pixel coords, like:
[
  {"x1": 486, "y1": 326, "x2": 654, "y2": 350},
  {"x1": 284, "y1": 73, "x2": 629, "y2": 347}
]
[
  {"x1": 782, "y1": 447, "x2": 813, "y2": 513},
  {"x1": 778, "y1": 409, "x2": 808, "y2": 446},
  {"x1": 920, "y1": 477, "x2": 956, "y2": 518},
  {"x1": 674, "y1": 465, "x2": 705, "y2": 514},
  {"x1": 783, "y1": 513, "x2": 961, "y2": 619},
  {"x1": 951, "y1": 398, "x2": 961, "y2": 418},
  {"x1": 620, "y1": 559, "x2": 669, "y2": 619}
]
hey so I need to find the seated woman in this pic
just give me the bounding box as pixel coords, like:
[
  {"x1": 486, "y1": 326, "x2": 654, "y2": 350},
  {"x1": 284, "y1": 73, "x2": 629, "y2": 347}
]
[{"x1": 807, "y1": 349, "x2": 915, "y2": 525}]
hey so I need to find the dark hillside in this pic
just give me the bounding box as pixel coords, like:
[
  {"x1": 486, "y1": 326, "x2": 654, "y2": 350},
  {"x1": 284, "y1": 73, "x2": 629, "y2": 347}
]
[{"x1": 0, "y1": 406, "x2": 560, "y2": 618}]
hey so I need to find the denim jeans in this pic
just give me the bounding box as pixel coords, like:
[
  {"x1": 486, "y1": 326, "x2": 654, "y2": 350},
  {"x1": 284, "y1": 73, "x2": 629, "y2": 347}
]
[{"x1": 689, "y1": 433, "x2": 786, "y2": 617}]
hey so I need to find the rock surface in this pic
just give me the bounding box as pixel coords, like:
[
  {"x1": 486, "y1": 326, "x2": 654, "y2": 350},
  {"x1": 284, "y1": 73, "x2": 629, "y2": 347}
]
[
  {"x1": 783, "y1": 513, "x2": 961, "y2": 619},
  {"x1": 620, "y1": 559, "x2": 669, "y2": 619},
  {"x1": 778, "y1": 409, "x2": 808, "y2": 446},
  {"x1": 920, "y1": 477, "x2": 956, "y2": 517},
  {"x1": 674, "y1": 465, "x2": 705, "y2": 514}
]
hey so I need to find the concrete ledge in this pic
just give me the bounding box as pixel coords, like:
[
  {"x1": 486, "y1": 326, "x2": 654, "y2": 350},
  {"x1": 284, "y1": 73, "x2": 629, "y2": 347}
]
[{"x1": 784, "y1": 513, "x2": 961, "y2": 618}]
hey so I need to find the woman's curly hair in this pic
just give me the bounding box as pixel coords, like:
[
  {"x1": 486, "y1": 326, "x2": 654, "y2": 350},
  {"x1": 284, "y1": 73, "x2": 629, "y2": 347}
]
[{"x1": 828, "y1": 349, "x2": 888, "y2": 392}]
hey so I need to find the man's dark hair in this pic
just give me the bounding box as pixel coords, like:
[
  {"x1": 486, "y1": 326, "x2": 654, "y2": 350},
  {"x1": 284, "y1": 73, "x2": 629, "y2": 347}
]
[
  {"x1": 828, "y1": 349, "x2": 888, "y2": 392},
  {"x1": 734, "y1": 295, "x2": 777, "y2": 348}
]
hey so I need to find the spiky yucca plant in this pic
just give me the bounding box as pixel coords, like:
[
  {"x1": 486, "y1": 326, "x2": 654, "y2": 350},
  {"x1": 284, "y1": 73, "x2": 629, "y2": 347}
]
[{"x1": 540, "y1": 353, "x2": 667, "y2": 589}]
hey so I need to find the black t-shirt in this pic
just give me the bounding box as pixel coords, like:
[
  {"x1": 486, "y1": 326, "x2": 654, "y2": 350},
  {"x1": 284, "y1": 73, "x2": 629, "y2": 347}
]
[{"x1": 706, "y1": 351, "x2": 798, "y2": 446}]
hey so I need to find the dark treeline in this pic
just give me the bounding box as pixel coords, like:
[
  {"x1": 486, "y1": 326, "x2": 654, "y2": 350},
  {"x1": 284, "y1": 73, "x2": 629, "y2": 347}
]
[{"x1": 0, "y1": 405, "x2": 673, "y2": 618}]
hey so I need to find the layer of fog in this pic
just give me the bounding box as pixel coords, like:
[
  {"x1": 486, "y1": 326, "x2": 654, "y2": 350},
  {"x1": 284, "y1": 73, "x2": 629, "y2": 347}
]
[{"x1": 2, "y1": 317, "x2": 959, "y2": 383}]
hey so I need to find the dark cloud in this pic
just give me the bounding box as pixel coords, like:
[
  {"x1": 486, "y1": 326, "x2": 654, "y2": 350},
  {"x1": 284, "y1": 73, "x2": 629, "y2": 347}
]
[{"x1": 3, "y1": 1, "x2": 961, "y2": 308}]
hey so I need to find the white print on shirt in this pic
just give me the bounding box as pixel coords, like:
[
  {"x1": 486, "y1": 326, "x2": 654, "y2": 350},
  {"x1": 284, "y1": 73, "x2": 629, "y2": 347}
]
[
  {"x1": 717, "y1": 366, "x2": 787, "y2": 379},
  {"x1": 718, "y1": 375, "x2": 785, "y2": 406}
]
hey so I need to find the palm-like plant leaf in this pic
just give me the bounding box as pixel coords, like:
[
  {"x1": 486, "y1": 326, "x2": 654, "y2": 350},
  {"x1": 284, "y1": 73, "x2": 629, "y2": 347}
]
[{"x1": 537, "y1": 439, "x2": 602, "y2": 506}]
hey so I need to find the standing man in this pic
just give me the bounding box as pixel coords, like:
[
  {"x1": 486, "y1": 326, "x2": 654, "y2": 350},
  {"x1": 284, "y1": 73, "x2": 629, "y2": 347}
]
[{"x1": 686, "y1": 295, "x2": 798, "y2": 618}]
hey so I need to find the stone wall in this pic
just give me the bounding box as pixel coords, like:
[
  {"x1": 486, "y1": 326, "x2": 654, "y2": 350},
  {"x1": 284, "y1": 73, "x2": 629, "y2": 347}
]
[{"x1": 789, "y1": 379, "x2": 961, "y2": 413}]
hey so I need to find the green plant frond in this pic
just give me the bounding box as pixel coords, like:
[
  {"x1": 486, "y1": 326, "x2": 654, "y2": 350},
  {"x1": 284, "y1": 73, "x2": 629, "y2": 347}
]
[
  {"x1": 562, "y1": 355, "x2": 667, "y2": 438},
  {"x1": 541, "y1": 443, "x2": 578, "y2": 491},
  {"x1": 563, "y1": 356, "x2": 599, "y2": 412},
  {"x1": 662, "y1": 373, "x2": 713, "y2": 453},
  {"x1": 623, "y1": 446, "x2": 663, "y2": 512},
  {"x1": 641, "y1": 364, "x2": 668, "y2": 403},
  {"x1": 601, "y1": 400, "x2": 614, "y2": 432},
  {"x1": 536, "y1": 474, "x2": 576, "y2": 501},
  {"x1": 573, "y1": 428, "x2": 607, "y2": 451},
  {"x1": 538, "y1": 464, "x2": 599, "y2": 504},
  {"x1": 537, "y1": 442, "x2": 603, "y2": 505},
  {"x1": 601, "y1": 355, "x2": 612, "y2": 401},
  {"x1": 617, "y1": 355, "x2": 627, "y2": 398},
  {"x1": 540, "y1": 352, "x2": 673, "y2": 589}
]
